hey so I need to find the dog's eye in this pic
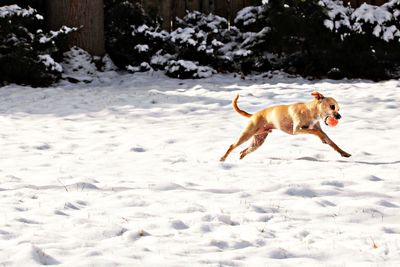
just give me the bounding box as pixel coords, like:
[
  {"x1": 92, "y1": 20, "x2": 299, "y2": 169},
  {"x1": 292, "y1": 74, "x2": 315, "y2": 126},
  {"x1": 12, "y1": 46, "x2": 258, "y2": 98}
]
[{"x1": 330, "y1": 104, "x2": 335, "y2": 110}]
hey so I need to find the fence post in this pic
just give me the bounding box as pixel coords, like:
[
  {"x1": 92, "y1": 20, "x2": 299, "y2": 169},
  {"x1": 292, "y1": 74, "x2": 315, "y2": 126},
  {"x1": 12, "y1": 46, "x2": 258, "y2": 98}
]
[
  {"x1": 200, "y1": 0, "x2": 211, "y2": 14},
  {"x1": 230, "y1": 0, "x2": 244, "y2": 24},
  {"x1": 46, "y1": 0, "x2": 105, "y2": 56},
  {"x1": 187, "y1": 0, "x2": 201, "y2": 12},
  {"x1": 171, "y1": 0, "x2": 187, "y2": 29},
  {"x1": 214, "y1": 0, "x2": 229, "y2": 19},
  {"x1": 160, "y1": 0, "x2": 173, "y2": 31}
]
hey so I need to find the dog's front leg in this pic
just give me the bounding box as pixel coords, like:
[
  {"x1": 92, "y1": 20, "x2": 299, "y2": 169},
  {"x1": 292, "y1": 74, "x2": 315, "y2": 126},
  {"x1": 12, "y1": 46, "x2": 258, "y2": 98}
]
[
  {"x1": 318, "y1": 129, "x2": 351, "y2": 157},
  {"x1": 294, "y1": 127, "x2": 351, "y2": 158}
]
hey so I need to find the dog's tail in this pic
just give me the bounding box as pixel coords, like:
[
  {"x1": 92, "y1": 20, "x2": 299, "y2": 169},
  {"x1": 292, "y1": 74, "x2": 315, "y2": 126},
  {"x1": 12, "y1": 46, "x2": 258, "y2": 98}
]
[{"x1": 232, "y1": 94, "x2": 252, "y2": 118}]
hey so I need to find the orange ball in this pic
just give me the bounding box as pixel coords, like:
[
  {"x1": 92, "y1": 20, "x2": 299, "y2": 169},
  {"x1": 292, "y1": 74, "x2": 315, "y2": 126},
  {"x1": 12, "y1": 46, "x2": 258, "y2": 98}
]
[{"x1": 327, "y1": 116, "x2": 339, "y2": 127}]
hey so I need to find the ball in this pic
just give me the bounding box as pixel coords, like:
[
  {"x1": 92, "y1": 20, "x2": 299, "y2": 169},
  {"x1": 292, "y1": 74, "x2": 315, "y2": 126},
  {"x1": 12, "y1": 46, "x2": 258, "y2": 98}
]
[{"x1": 327, "y1": 116, "x2": 339, "y2": 127}]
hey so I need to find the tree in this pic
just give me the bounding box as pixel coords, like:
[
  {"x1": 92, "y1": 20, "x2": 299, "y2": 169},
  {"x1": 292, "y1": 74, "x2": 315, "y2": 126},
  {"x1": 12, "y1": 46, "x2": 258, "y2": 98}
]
[{"x1": 46, "y1": 0, "x2": 105, "y2": 56}]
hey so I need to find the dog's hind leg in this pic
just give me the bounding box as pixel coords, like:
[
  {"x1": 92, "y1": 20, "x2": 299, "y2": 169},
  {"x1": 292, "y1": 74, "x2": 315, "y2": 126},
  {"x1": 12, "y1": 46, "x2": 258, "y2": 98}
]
[
  {"x1": 220, "y1": 121, "x2": 259, "y2": 162},
  {"x1": 239, "y1": 131, "x2": 269, "y2": 160}
]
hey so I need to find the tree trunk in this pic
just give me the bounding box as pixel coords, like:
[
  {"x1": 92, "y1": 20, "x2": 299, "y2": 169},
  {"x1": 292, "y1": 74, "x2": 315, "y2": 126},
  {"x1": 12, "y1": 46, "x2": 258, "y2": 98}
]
[{"x1": 46, "y1": 0, "x2": 105, "y2": 56}]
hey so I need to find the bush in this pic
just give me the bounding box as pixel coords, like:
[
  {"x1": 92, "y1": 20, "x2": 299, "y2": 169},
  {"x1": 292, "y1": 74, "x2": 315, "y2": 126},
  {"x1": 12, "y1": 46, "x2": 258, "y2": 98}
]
[
  {"x1": 235, "y1": 5, "x2": 266, "y2": 32},
  {"x1": 103, "y1": 0, "x2": 400, "y2": 80},
  {"x1": 104, "y1": 2, "x2": 240, "y2": 78},
  {"x1": 1, "y1": 0, "x2": 44, "y2": 12},
  {"x1": 235, "y1": 0, "x2": 400, "y2": 80},
  {"x1": 165, "y1": 60, "x2": 216, "y2": 79},
  {"x1": 0, "y1": 5, "x2": 75, "y2": 86},
  {"x1": 61, "y1": 47, "x2": 99, "y2": 83},
  {"x1": 236, "y1": 0, "x2": 339, "y2": 77},
  {"x1": 171, "y1": 11, "x2": 243, "y2": 73},
  {"x1": 105, "y1": 0, "x2": 170, "y2": 72},
  {"x1": 321, "y1": 0, "x2": 400, "y2": 80}
]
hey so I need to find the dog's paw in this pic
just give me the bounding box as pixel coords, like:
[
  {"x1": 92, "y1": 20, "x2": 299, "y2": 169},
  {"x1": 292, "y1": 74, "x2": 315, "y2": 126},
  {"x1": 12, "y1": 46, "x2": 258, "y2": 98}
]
[
  {"x1": 239, "y1": 149, "x2": 248, "y2": 160},
  {"x1": 341, "y1": 152, "x2": 351, "y2": 158}
]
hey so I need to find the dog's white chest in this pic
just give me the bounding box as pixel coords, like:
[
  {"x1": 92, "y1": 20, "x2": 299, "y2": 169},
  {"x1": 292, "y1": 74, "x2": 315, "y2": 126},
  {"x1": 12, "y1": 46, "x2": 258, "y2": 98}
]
[{"x1": 309, "y1": 119, "x2": 319, "y2": 129}]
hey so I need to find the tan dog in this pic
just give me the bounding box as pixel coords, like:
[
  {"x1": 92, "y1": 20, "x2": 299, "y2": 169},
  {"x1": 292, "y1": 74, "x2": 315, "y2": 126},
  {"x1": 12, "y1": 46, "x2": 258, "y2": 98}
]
[{"x1": 220, "y1": 91, "x2": 351, "y2": 161}]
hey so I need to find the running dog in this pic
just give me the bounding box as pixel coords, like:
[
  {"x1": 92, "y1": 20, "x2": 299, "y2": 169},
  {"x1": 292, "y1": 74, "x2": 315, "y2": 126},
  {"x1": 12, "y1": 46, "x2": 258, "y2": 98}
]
[{"x1": 220, "y1": 91, "x2": 351, "y2": 161}]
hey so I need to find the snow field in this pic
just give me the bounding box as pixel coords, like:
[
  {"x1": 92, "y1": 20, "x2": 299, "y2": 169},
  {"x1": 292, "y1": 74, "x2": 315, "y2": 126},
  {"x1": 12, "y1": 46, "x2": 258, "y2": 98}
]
[{"x1": 0, "y1": 72, "x2": 399, "y2": 266}]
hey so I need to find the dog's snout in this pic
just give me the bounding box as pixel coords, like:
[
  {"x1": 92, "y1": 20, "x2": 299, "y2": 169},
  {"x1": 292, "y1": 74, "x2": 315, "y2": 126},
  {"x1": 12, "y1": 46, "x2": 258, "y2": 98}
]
[{"x1": 334, "y1": 112, "x2": 341, "y2": 120}]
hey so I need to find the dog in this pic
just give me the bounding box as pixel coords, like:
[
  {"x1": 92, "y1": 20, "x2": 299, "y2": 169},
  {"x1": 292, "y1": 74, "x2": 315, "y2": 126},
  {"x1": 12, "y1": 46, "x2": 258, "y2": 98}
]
[{"x1": 220, "y1": 91, "x2": 351, "y2": 161}]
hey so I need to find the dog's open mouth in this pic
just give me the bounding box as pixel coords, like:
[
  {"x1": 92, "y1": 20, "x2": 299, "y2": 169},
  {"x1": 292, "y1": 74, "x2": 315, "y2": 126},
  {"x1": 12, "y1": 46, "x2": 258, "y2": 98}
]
[{"x1": 324, "y1": 115, "x2": 331, "y2": 126}]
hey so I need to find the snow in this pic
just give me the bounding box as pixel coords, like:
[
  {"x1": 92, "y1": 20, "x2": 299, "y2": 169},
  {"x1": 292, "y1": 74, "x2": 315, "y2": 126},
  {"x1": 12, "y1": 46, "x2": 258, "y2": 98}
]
[
  {"x1": 37, "y1": 54, "x2": 63, "y2": 73},
  {"x1": 322, "y1": 0, "x2": 400, "y2": 42},
  {"x1": 61, "y1": 47, "x2": 98, "y2": 82},
  {"x1": 173, "y1": 59, "x2": 197, "y2": 71},
  {"x1": 211, "y1": 39, "x2": 224, "y2": 47},
  {"x1": 137, "y1": 24, "x2": 149, "y2": 33},
  {"x1": 150, "y1": 53, "x2": 172, "y2": 68},
  {"x1": 1, "y1": 72, "x2": 400, "y2": 266},
  {"x1": 241, "y1": 27, "x2": 270, "y2": 48},
  {"x1": 204, "y1": 14, "x2": 227, "y2": 31},
  {"x1": 143, "y1": 29, "x2": 169, "y2": 41},
  {"x1": 321, "y1": 0, "x2": 352, "y2": 32},
  {"x1": 134, "y1": 44, "x2": 149, "y2": 53},
  {"x1": 126, "y1": 62, "x2": 152, "y2": 73},
  {"x1": 188, "y1": 38, "x2": 197, "y2": 46},
  {"x1": 170, "y1": 27, "x2": 196, "y2": 44},
  {"x1": 194, "y1": 66, "x2": 216, "y2": 78},
  {"x1": 382, "y1": 25, "x2": 398, "y2": 41},
  {"x1": 0, "y1": 5, "x2": 36, "y2": 18},
  {"x1": 101, "y1": 54, "x2": 118, "y2": 71},
  {"x1": 234, "y1": 6, "x2": 264, "y2": 27},
  {"x1": 234, "y1": 49, "x2": 252, "y2": 57},
  {"x1": 39, "y1": 26, "x2": 77, "y2": 44},
  {"x1": 182, "y1": 12, "x2": 227, "y2": 31},
  {"x1": 165, "y1": 60, "x2": 216, "y2": 79},
  {"x1": 351, "y1": 2, "x2": 396, "y2": 40},
  {"x1": 352, "y1": 3, "x2": 392, "y2": 25}
]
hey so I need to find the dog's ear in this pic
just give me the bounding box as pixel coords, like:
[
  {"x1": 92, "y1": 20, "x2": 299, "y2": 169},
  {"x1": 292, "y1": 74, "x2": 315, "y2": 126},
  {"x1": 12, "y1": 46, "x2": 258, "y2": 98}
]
[{"x1": 311, "y1": 91, "x2": 325, "y2": 100}]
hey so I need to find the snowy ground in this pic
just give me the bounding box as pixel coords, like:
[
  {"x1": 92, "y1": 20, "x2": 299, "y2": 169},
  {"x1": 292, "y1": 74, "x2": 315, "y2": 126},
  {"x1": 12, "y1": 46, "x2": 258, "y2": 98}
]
[{"x1": 0, "y1": 72, "x2": 399, "y2": 266}]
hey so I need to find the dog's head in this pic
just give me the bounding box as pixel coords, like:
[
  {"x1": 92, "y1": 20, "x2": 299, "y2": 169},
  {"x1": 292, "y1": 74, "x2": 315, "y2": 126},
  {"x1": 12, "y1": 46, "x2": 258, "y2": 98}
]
[{"x1": 311, "y1": 91, "x2": 341, "y2": 125}]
